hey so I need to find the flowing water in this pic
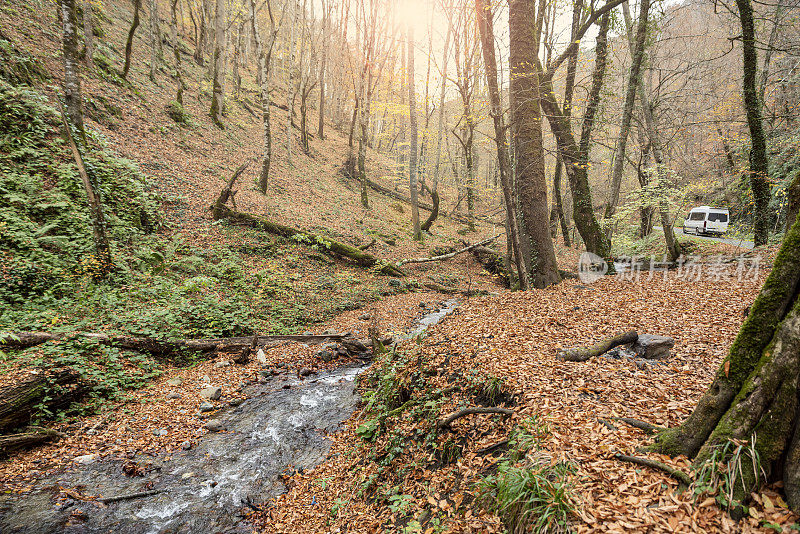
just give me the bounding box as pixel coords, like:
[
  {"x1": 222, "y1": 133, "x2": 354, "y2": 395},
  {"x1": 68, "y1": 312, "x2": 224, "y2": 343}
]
[{"x1": 0, "y1": 300, "x2": 458, "y2": 533}]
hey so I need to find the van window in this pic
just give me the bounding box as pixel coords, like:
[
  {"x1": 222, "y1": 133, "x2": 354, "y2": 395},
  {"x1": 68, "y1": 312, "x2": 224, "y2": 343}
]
[
  {"x1": 689, "y1": 212, "x2": 706, "y2": 221},
  {"x1": 708, "y1": 213, "x2": 728, "y2": 223}
]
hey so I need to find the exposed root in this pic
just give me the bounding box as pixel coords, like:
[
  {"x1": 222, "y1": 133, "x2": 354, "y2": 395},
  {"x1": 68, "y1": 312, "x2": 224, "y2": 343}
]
[
  {"x1": 613, "y1": 452, "x2": 693, "y2": 486},
  {"x1": 437, "y1": 407, "x2": 513, "y2": 430}
]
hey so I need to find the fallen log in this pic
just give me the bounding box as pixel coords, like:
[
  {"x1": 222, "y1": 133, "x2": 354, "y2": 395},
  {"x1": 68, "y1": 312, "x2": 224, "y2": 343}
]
[
  {"x1": 398, "y1": 234, "x2": 501, "y2": 267},
  {"x1": 0, "y1": 369, "x2": 84, "y2": 433},
  {"x1": 212, "y1": 205, "x2": 404, "y2": 276},
  {"x1": 463, "y1": 243, "x2": 510, "y2": 286},
  {"x1": 1, "y1": 331, "x2": 353, "y2": 353},
  {"x1": 557, "y1": 331, "x2": 638, "y2": 362},
  {"x1": 437, "y1": 407, "x2": 513, "y2": 429},
  {"x1": 0, "y1": 427, "x2": 64, "y2": 455}
]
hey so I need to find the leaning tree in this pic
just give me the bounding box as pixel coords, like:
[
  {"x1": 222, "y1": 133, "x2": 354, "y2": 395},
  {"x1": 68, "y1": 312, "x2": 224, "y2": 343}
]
[{"x1": 653, "y1": 211, "x2": 800, "y2": 510}]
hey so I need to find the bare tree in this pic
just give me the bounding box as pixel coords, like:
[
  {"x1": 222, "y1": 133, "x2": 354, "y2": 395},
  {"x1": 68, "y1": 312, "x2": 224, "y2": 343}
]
[
  {"x1": 408, "y1": 22, "x2": 421, "y2": 240},
  {"x1": 83, "y1": 0, "x2": 94, "y2": 67},
  {"x1": 122, "y1": 0, "x2": 142, "y2": 78},
  {"x1": 60, "y1": 0, "x2": 86, "y2": 141},
  {"x1": 148, "y1": 0, "x2": 161, "y2": 81},
  {"x1": 475, "y1": 0, "x2": 528, "y2": 288},
  {"x1": 170, "y1": 0, "x2": 183, "y2": 104},
  {"x1": 209, "y1": 0, "x2": 225, "y2": 127},
  {"x1": 605, "y1": 0, "x2": 651, "y2": 224}
]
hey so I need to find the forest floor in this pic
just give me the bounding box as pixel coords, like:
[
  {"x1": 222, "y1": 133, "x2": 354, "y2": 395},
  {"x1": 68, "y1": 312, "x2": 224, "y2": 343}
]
[
  {"x1": 250, "y1": 260, "x2": 797, "y2": 534},
  {"x1": 0, "y1": 0, "x2": 790, "y2": 531}
]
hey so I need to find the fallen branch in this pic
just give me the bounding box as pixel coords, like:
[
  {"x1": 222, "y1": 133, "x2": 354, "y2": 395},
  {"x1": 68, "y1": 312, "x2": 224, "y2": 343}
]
[
  {"x1": 476, "y1": 439, "x2": 510, "y2": 455},
  {"x1": 1, "y1": 331, "x2": 352, "y2": 353},
  {"x1": 212, "y1": 205, "x2": 404, "y2": 277},
  {"x1": 437, "y1": 407, "x2": 513, "y2": 429},
  {"x1": 557, "y1": 331, "x2": 638, "y2": 362},
  {"x1": 398, "y1": 235, "x2": 501, "y2": 267},
  {"x1": 212, "y1": 159, "x2": 254, "y2": 219},
  {"x1": 613, "y1": 417, "x2": 665, "y2": 435},
  {"x1": 97, "y1": 489, "x2": 164, "y2": 504},
  {"x1": 361, "y1": 177, "x2": 503, "y2": 228},
  {"x1": 613, "y1": 453, "x2": 693, "y2": 486}
]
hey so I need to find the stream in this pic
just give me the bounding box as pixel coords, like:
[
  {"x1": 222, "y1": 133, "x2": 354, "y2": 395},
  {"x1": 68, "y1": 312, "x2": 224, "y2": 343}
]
[{"x1": 0, "y1": 300, "x2": 458, "y2": 534}]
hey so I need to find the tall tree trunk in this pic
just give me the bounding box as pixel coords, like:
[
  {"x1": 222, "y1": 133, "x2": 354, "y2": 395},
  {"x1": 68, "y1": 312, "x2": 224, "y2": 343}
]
[
  {"x1": 475, "y1": 0, "x2": 528, "y2": 289},
  {"x1": 538, "y1": 27, "x2": 611, "y2": 259},
  {"x1": 508, "y1": 0, "x2": 560, "y2": 288},
  {"x1": 637, "y1": 74, "x2": 680, "y2": 260},
  {"x1": 82, "y1": 0, "x2": 94, "y2": 67},
  {"x1": 148, "y1": 0, "x2": 160, "y2": 81},
  {"x1": 737, "y1": 0, "x2": 771, "y2": 246},
  {"x1": 61, "y1": 0, "x2": 87, "y2": 143},
  {"x1": 786, "y1": 171, "x2": 800, "y2": 234},
  {"x1": 122, "y1": 0, "x2": 142, "y2": 78},
  {"x1": 408, "y1": 24, "x2": 421, "y2": 240},
  {"x1": 170, "y1": 0, "x2": 183, "y2": 104},
  {"x1": 286, "y1": 0, "x2": 297, "y2": 161},
  {"x1": 251, "y1": 0, "x2": 278, "y2": 194},
  {"x1": 605, "y1": 0, "x2": 650, "y2": 224},
  {"x1": 432, "y1": 23, "x2": 451, "y2": 196},
  {"x1": 318, "y1": 0, "x2": 327, "y2": 139},
  {"x1": 653, "y1": 216, "x2": 800, "y2": 511},
  {"x1": 553, "y1": 160, "x2": 570, "y2": 246},
  {"x1": 209, "y1": 0, "x2": 225, "y2": 127},
  {"x1": 193, "y1": 0, "x2": 205, "y2": 66}
]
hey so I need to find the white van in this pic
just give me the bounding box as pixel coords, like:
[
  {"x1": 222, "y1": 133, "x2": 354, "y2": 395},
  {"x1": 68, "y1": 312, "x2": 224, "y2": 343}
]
[{"x1": 683, "y1": 206, "x2": 730, "y2": 236}]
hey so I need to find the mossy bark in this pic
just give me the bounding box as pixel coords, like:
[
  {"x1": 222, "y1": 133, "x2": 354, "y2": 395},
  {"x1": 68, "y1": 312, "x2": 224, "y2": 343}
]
[{"x1": 652, "y1": 216, "x2": 800, "y2": 509}]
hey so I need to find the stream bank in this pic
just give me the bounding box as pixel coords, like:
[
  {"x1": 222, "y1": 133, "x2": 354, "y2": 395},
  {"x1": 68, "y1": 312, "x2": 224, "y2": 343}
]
[{"x1": 0, "y1": 299, "x2": 459, "y2": 533}]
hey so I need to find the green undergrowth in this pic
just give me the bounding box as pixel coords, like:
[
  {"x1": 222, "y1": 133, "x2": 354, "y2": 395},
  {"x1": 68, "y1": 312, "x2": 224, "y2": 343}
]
[
  {"x1": 335, "y1": 344, "x2": 574, "y2": 532},
  {"x1": 477, "y1": 416, "x2": 578, "y2": 534}
]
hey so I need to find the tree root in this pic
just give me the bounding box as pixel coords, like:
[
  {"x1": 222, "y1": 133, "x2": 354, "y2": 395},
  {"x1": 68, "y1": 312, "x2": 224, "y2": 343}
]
[
  {"x1": 613, "y1": 417, "x2": 664, "y2": 435},
  {"x1": 437, "y1": 407, "x2": 513, "y2": 429},
  {"x1": 613, "y1": 452, "x2": 693, "y2": 486},
  {"x1": 476, "y1": 438, "x2": 510, "y2": 455}
]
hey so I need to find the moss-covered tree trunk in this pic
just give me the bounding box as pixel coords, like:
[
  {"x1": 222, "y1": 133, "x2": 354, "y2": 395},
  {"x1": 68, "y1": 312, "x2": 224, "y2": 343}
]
[
  {"x1": 653, "y1": 215, "x2": 800, "y2": 509},
  {"x1": 737, "y1": 0, "x2": 771, "y2": 247},
  {"x1": 508, "y1": 0, "x2": 561, "y2": 288}
]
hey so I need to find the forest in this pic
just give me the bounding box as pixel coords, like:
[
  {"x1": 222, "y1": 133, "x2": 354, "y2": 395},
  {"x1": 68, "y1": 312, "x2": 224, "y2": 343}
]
[{"x1": 1, "y1": 0, "x2": 800, "y2": 530}]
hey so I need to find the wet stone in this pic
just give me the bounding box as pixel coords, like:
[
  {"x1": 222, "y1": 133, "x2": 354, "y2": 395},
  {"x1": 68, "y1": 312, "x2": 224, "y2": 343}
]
[
  {"x1": 200, "y1": 386, "x2": 222, "y2": 401},
  {"x1": 203, "y1": 420, "x2": 223, "y2": 432}
]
